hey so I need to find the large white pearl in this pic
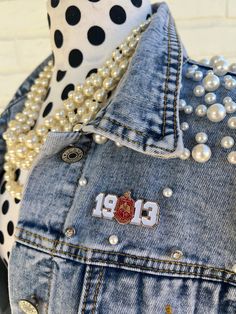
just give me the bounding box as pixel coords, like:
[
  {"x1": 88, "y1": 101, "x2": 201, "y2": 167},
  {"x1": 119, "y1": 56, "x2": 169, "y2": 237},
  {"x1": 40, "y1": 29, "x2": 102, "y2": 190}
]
[
  {"x1": 221, "y1": 136, "x2": 234, "y2": 149},
  {"x1": 210, "y1": 55, "x2": 225, "y2": 67},
  {"x1": 193, "y1": 85, "x2": 205, "y2": 97},
  {"x1": 213, "y1": 59, "x2": 229, "y2": 76},
  {"x1": 192, "y1": 144, "x2": 212, "y2": 163},
  {"x1": 205, "y1": 93, "x2": 216, "y2": 105},
  {"x1": 195, "y1": 104, "x2": 207, "y2": 117},
  {"x1": 195, "y1": 132, "x2": 208, "y2": 144},
  {"x1": 228, "y1": 116, "x2": 236, "y2": 129},
  {"x1": 207, "y1": 103, "x2": 226, "y2": 122},
  {"x1": 93, "y1": 134, "x2": 108, "y2": 144},
  {"x1": 202, "y1": 73, "x2": 220, "y2": 92},
  {"x1": 227, "y1": 151, "x2": 236, "y2": 164}
]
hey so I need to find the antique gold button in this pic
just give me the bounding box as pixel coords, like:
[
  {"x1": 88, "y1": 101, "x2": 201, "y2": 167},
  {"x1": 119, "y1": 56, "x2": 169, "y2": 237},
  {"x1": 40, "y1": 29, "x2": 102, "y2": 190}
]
[
  {"x1": 18, "y1": 299, "x2": 38, "y2": 314},
  {"x1": 61, "y1": 146, "x2": 84, "y2": 163}
]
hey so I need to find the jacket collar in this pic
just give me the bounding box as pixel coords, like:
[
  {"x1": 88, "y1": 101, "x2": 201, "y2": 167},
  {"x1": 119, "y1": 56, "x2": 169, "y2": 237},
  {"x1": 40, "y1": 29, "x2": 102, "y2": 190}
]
[{"x1": 83, "y1": 2, "x2": 188, "y2": 158}]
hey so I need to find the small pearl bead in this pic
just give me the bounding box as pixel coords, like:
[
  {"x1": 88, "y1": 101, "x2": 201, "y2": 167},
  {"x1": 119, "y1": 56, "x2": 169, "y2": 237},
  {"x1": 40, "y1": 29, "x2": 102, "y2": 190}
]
[
  {"x1": 171, "y1": 250, "x2": 183, "y2": 260},
  {"x1": 192, "y1": 144, "x2": 212, "y2": 163},
  {"x1": 195, "y1": 132, "x2": 208, "y2": 144},
  {"x1": 204, "y1": 93, "x2": 216, "y2": 105},
  {"x1": 162, "y1": 187, "x2": 173, "y2": 198},
  {"x1": 93, "y1": 134, "x2": 108, "y2": 144},
  {"x1": 213, "y1": 59, "x2": 229, "y2": 76},
  {"x1": 109, "y1": 235, "x2": 119, "y2": 245},
  {"x1": 179, "y1": 148, "x2": 190, "y2": 160},
  {"x1": 180, "y1": 122, "x2": 189, "y2": 131},
  {"x1": 195, "y1": 104, "x2": 207, "y2": 117},
  {"x1": 193, "y1": 71, "x2": 203, "y2": 81},
  {"x1": 227, "y1": 151, "x2": 236, "y2": 164},
  {"x1": 179, "y1": 99, "x2": 187, "y2": 110},
  {"x1": 210, "y1": 55, "x2": 225, "y2": 67},
  {"x1": 231, "y1": 263, "x2": 236, "y2": 273},
  {"x1": 115, "y1": 141, "x2": 123, "y2": 147},
  {"x1": 202, "y1": 73, "x2": 220, "y2": 92},
  {"x1": 224, "y1": 78, "x2": 236, "y2": 90},
  {"x1": 230, "y1": 63, "x2": 236, "y2": 73},
  {"x1": 228, "y1": 116, "x2": 236, "y2": 129},
  {"x1": 79, "y1": 177, "x2": 88, "y2": 187},
  {"x1": 207, "y1": 103, "x2": 226, "y2": 122},
  {"x1": 193, "y1": 85, "x2": 205, "y2": 97},
  {"x1": 221, "y1": 136, "x2": 234, "y2": 149},
  {"x1": 184, "y1": 105, "x2": 193, "y2": 114},
  {"x1": 199, "y1": 58, "x2": 210, "y2": 66}
]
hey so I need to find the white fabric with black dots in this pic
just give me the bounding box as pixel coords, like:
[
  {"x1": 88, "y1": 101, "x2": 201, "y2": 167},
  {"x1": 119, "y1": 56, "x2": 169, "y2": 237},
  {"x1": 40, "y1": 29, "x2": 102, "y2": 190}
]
[{"x1": 0, "y1": 0, "x2": 152, "y2": 266}]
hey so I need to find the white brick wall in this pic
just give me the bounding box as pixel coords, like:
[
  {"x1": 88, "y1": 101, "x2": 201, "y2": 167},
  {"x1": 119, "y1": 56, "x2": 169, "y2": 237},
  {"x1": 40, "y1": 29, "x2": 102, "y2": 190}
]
[{"x1": 0, "y1": 0, "x2": 236, "y2": 113}]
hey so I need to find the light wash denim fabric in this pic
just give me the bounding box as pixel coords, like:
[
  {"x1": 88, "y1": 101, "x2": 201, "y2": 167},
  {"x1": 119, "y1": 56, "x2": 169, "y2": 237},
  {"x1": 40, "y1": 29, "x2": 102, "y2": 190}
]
[{"x1": 0, "y1": 2, "x2": 235, "y2": 313}]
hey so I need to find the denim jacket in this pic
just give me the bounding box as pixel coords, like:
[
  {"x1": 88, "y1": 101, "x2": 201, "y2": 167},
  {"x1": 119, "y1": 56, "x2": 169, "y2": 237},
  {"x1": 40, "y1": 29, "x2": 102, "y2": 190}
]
[{"x1": 1, "y1": 2, "x2": 236, "y2": 313}]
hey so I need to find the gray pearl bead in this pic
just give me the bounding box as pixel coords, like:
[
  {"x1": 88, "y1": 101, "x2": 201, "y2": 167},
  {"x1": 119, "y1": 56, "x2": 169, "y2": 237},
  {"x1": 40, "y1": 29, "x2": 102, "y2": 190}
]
[
  {"x1": 193, "y1": 71, "x2": 203, "y2": 81},
  {"x1": 213, "y1": 59, "x2": 229, "y2": 76}
]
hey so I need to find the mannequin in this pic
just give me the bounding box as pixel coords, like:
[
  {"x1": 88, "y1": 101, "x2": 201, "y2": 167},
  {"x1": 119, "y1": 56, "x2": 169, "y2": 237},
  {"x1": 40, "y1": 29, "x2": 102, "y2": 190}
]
[{"x1": 0, "y1": 0, "x2": 152, "y2": 266}]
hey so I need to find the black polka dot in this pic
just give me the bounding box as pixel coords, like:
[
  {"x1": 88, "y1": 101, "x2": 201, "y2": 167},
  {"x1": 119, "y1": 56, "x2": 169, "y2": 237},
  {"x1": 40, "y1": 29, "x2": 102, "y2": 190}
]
[
  {"x1": 51, "y1": 0, "x2": 60, "y2": 8},
  {"x1": 7, "y1": 221, "x2": 14, "y2": 237},
  {"x1": 87, "y1": 26, "x2": 105, "y2": 46},
  {"x1": 146, "y1": 13, "x2": 151, "y2": 20},
  {"x1": 110, "y1": 5, "x2": 126, "y2": 25},
  {"x1": 68, "y1": 49, "x2": 83, "y2": 68},
  {"x1": 86, "y1": 68, "x2": 97, "y2": 78},
  {"x1": 0, "y1": 231, "x2": 4, "y2": 244},
  {"x1": 14, "y1": 168, "x2": 21, "y2": 181},
  {"x1": 1, "y1": 181, "x2": 6, "y2": 194},
  {"x1": 44, "y1": 87, "x2": 51, "y2": 101},
  {"x1": 2, "y1": 200, "x2": 9, "y2": 215},
  {"x1": 61, "y1": 84, "x2": 75, "y2": 100},
  {"x1": 7, "y1": 251, "x2": 10, "y2": 259},
  {"x1": 47, "y1": 13, "x2": 51, "y2": 29},
  {"x1": 65, "y1": 6, "x2": 81, "y2": 26},
  {"x1": 56, "y1": 70, "x2": 66, "y2": 82},
  {"x1": 131, "y1": 0, "x2": 142, "y2": 7},
  {"x1": 54, "y1": 30, "x2": 63, "y2": 48},
  {"x1": 14, "y1": 198, "x2": 21, "y2": 204},
  {"x1": 88, "y1": 0, "x2": 100, "y2": 2},
  {"x1": 42, "y1": 102, "x2": 53, "y2": 117}
]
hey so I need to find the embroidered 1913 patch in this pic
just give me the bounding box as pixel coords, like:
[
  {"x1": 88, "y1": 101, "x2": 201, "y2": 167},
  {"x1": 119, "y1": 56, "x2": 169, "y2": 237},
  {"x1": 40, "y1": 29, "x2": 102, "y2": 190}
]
[{"x1": 92, "y1": 191, "x2": 160, "y2": 228}]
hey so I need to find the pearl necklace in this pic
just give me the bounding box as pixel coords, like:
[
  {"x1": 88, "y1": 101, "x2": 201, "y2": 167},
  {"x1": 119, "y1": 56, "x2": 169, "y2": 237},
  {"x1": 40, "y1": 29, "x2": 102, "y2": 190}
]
[{"x1": 3, "y1": 17, "x2": 152, "y2": 201}]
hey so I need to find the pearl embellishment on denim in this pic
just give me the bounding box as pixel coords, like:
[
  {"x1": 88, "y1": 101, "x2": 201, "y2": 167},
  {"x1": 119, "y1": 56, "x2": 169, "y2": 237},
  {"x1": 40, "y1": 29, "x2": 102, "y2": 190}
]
[
  {"x1": 207, "y1": 103, "x2": 226, "y2": 122},
  {"x1": 184, "y1": 105, "x2": 193, "y2": 114},
  {"x1": 171, "y1": 250, "x2": 183, "y2": 260},
  {"x1": 115, "y1": 141, "x2": 123, "y2": 147},
  {"x1": 224, "y1": 75, "x2": 236, "y2": 90},
  {"x1": 193, "y1": 70, "x2": 203, "y2": 81},
  {"x1": 194, "y1": 85, "x2": 205, "y2": 97},
  {"x1": 223, "y1": 98, "x2": 236, "y2": 114},
  {"x1": 195, "y1": 104, "x2": 207, "y2": 117},
  {"x1": 192, "y1": 144, "x2": 212, "y2": 163},
  {"x1": 79, "y1": 177, "x2": 88, "y2": 186},
  {"x1": 221, "y1": 136, "x2": 234, "y2": 149},
  {"x1": 179, "y1": 99, "x2": 187, "y2": 110},
  {"x1": 227, "y1": 151, "x2": 236, "y2": 164},
  {"x1": 109, "y1": 235, "x2": 119, "y2": 245},
  {"x1": 203, "y1": 73, "x2": 220, "y2": 92},
  {"x1": 205, "y1": 92, "x2": 216, "y2": 105},
  {"x1": 213, "y1": 59, "x2": 230, "y2": 76},
  {"x1": 162, "y1": 187, "x2": 173, "y2": 198},
  {"x1": 228, "y1": 116, "x2": 236, "y2": 129},
  {"x1": 93, "y1": 134, "x2": 108, "y2": 144},
  {"x1": 179, "y1": 148, "x2": 191, "y2": 160},
  {"x1": 195, "y1": 132, "x2": 208, "y2": 144},
  {"x1": 180, "y1": 122, "x2": 189, "y2": 131}
]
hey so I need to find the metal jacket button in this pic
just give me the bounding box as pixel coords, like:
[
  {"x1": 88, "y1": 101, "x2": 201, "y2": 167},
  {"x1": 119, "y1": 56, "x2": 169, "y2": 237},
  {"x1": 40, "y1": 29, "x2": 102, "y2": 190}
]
[
  {"x1": 61, "y1": 146, "x2": 84, "y2": 163},
  {"x1": 18, "y1": 299, "x2": 39, "y2": 314}
]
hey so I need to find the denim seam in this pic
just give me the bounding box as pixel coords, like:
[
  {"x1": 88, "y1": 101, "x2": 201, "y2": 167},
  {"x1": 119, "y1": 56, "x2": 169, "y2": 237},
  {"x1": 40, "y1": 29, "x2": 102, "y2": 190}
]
[
  {"x1": 81, "y1": 266, "x2": 93, "y2": 314},
  {"x1": 14, "y1": 236, "x2": 236, "y2": 285},
  {"x1": 14, "y1": 227, "x2": 235, "y2": 275},
  {"x1": 92, "y1": 268, "x2": 104, "y2": 314},
  {"x1": 96, "y1": 13, "x2": 181, "y2": 153}
]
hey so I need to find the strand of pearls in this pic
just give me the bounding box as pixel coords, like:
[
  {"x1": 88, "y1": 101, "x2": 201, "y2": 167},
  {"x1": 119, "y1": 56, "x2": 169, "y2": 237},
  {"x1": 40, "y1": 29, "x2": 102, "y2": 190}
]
[{"x1": 2, "y1": 17, "x2": 152, "y2": 201}]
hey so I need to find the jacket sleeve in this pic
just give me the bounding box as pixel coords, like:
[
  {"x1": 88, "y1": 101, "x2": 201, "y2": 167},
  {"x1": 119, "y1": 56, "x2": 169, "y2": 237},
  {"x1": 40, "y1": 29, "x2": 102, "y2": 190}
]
[{"x1": 0, "y1": 259, "x2": 11, "y2": 314}]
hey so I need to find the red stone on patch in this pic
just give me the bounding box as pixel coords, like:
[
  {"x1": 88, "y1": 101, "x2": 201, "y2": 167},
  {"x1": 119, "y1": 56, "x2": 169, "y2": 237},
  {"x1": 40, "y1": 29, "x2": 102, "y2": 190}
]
[{"x1": 114, "y1": 191, "x2": 135, "y2": 224}]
